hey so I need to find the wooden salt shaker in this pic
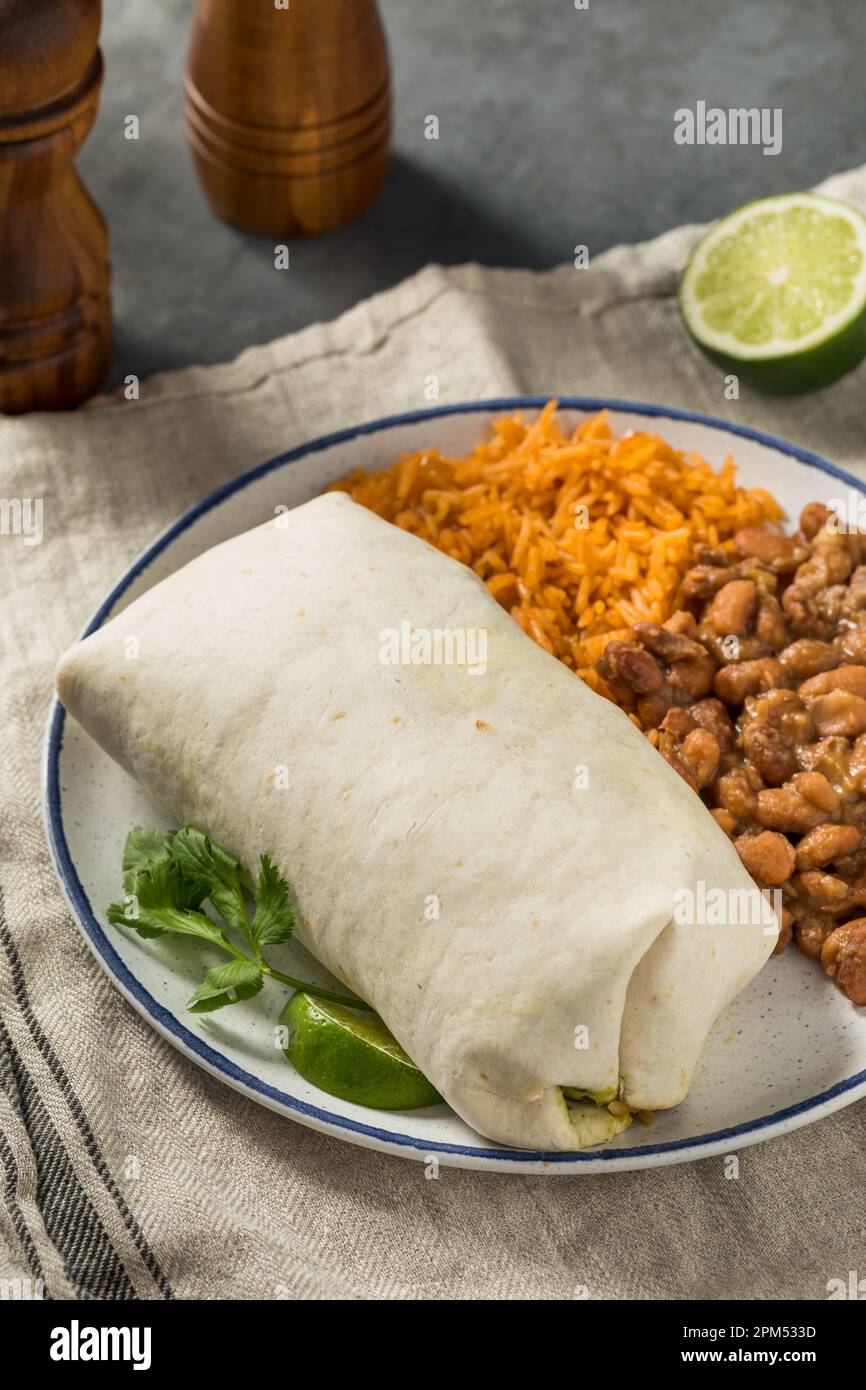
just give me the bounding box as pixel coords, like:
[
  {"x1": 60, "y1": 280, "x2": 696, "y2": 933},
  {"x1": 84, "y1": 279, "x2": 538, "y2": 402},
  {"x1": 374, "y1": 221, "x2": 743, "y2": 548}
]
[
  {"x1": 185, "y1": 0, "x2": 391, "y2": 237},
  {"x1": 0, "y1": 0, "x2": 112, "y2": 414}
]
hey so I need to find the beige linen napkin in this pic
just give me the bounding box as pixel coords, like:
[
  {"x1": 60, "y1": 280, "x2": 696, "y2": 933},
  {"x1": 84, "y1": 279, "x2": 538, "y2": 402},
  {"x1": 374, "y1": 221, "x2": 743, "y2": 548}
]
[{"x1": 1, "y1": 165, "x2": 864, "y2": 1301}]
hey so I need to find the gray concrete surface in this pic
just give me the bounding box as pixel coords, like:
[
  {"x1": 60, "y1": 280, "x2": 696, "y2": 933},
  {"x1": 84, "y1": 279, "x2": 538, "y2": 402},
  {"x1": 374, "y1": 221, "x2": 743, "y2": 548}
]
[{"x1": 80, "y1": 0, "x2": 866, "y2": 389}]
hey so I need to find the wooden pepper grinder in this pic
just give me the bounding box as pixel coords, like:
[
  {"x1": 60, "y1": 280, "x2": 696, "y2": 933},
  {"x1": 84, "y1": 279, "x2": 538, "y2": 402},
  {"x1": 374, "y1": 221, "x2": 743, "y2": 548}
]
[
  {"x1": 186, "y1": 0, "x2": 391, "y2": 236},
  {"x1": 0, "y1": 0, "x2": 112, "y2": 414}
]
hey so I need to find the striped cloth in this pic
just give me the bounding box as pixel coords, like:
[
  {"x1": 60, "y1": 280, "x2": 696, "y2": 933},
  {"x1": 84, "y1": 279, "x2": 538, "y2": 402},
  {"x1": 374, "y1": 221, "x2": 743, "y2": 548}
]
[{"x1": 1, "y1": 164, "x2": 865, "y2": 1301}]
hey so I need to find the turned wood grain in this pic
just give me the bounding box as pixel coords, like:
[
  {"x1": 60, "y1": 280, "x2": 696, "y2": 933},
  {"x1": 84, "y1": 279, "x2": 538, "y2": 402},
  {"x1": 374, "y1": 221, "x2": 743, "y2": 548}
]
[
  {"x1": 0, "y1": 0, "x2": 113, "y2": 414},
  {"x1": 186, "y1": 0, "x2": 392, "y2": 236}
]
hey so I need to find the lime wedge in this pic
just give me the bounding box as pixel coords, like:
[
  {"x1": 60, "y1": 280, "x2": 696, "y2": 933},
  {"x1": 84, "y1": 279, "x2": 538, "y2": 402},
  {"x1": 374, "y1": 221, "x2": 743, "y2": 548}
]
[
  {"x1": 280, "y1": 992, "x2": 443, "y2": 1110},
  {"x1": 679, "y1": 192, "x2": 866, "y2": 394}
]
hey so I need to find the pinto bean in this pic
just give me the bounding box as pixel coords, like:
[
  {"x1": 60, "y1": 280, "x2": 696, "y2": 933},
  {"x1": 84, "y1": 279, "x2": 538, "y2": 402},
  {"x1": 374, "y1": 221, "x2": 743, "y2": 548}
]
[
  {"x1": 599, "y1": 641, "x2": 663, "y2": 694},
  {"x1": 689, "y1": 697, "x2": 736, "y2": 750},
  {"x1": 818, "y1": 585, "x2": 848, "y2": 627},
  {"x1": 809, "y1": 690, "x2": 866, "y2": 738},
  {"x1": 814, "y1": 535, "x2": 855, "y2": 584},
  {"x1": 713, "y1": 658, "x2": 784, "y2": 706},
  {"x1": 757, "y1": 788, "x2": 827, "y2": 834},
  {"x1": 711, "y1": 807, "x2": 738, "y2": 836},
  {"x1": 839, "y1": 626, "x2": 866, "y2": 664},
  {"x1": 795, "y1": 548, "x2": 850, "y2": 595},
  {"x1": 697, "y1": 628, "x2": 770, "y2": 665},
  {"x1": 734, "y1": 831, "x2": 795, "y2": 886},
  {"x1": 781, "y1": 584, "x2": 831, "y2": 638},
  {"x1": 680, "y1": 728, "x2": 721, "y2": 788},
  {"x1": 741, "y1": 722, "x2": 795, "y2": 787},
  {"x1": 661, "y1": 750, "x2": 697, "y2": 791},
  {"x1": 744, "y1": 763, "x2": 765, "y2": 792},
  {"x1": 659, "y1": 707, "x2": 696, "y2": 740},
  {"x1": 821, "y1": 918, "x2": 866, "y2": 1004},
  {"x1": 842, "y1": 567, "x2": 866, "y2": 619},
  {"x1": 715, "y1": 768, "x2": 758, "y2": 822},
  {"x1": 798, "y1": 734, "x2": 856, "y2": 792},
  {"x1": 753, "y1": 593, "x2": 789, "y2": 649},
  {"x1": 667, "y1": 651, "x2": 716, "y2": 700},
  {"x1": 795, "y1": 822, "x2": 861, "y2": 871},
  {"x1": 799, "y1": 665, "x2": 866, "y2": 701},
  {"x1": 791, "y1": 870, "x2": 850, "y2": 907},
  {"x1": 791, "y1": 770, "x2": 840, "y2": 815},
  {"x1": 636, "y1": 689, "x2": 675, "y2": 730},
  {"x1": 734, "y1": 528, "x2": 807, "y2": 573},
  {"x1": 778, "y1": 639, "x2": 840, "y2": 680},
  {"x1": 744, "y1": 687, "x2": 813, "y2": 741},
  {"x1": 632, "y1": 623, "x2": 705, "y2": 664},
  {"x1": 799, "y1": 503, "x2": 832, "y2": 539},
  {"x1": 705, "y1": 579, "x2": 757, "y2": 637},
  {"x1": 682, "y1": 565, "x2": 739, "y2": 604},
  {"x1": 622, "y1": 629, "x2": 716, "y2": 704},
  {"x1": 663, "y1": 609, "x2": 698, "y2": 638}
]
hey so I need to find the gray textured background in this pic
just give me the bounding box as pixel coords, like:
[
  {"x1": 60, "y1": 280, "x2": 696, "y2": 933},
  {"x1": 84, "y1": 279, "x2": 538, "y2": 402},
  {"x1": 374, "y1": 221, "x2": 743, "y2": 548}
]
[{"x1": 82, "y1": 0, "x2": 866, "y2": 390}]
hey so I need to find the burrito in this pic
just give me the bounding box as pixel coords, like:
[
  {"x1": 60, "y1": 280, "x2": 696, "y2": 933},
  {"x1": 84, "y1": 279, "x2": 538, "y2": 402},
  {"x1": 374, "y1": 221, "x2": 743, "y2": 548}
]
[{"x1": 56, "y1": 492, "x2": 777, "y2": 1150}]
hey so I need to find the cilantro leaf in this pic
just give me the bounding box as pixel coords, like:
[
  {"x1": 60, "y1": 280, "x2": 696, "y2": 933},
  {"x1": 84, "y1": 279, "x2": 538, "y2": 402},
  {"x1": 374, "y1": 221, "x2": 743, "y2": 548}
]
[
  {"x1": 187, "y1": 960, "x2": 264, "y2": 1013},
  {"x1": 249, "y1": 854, "x2": 297, "y2": 952},
  {"x1": 108, "y1": 855, "x2": 229, "y2": 947},
  {"x1": 107, "y1": 821, "x2": 374, "y2": 1015},
  {"x1": 122, "y1": 825, "x2": 173, "y2": 874},
  {"x1": 107, "y1": 900, "x2": 230, "y2": 947},
  {"x1": 121, "y1": 825, "x2": 205, "y2": 910},
  {"x1": 171, "y1": 826, "x2": 248, "y2": 934},
  {"x1": 107, "y1": 896, "x2": 166, "y2": 939},
  {"x1": 128, "y1": 852, "x2": 193, "y2": 912}
]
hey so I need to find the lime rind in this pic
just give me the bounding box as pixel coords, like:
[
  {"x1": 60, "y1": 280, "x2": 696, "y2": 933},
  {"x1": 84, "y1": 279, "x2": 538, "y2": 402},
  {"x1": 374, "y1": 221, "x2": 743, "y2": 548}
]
[{"x1": 280, "y1": 991, "x2": 443, "y2": 1111}]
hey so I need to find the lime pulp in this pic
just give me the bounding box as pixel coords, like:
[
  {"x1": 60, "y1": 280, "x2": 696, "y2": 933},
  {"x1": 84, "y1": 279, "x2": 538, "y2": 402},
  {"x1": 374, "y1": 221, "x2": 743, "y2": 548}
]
[{"x1": 679, "y1": 192, "x2": 866, "y2": 394}]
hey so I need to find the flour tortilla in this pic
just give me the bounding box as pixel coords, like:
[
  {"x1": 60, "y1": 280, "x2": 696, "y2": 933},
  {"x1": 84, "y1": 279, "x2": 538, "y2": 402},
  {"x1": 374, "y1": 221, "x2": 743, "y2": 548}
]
[{"x1": 56, "y1": 492, "x2": 777, "y2": 1150}]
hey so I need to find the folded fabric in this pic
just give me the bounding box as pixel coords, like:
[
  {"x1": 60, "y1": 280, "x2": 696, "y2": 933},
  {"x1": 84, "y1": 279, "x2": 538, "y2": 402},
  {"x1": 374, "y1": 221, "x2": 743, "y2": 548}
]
[{"x1": 56, "y1": 492, "x2": 777, "y2": 1149}]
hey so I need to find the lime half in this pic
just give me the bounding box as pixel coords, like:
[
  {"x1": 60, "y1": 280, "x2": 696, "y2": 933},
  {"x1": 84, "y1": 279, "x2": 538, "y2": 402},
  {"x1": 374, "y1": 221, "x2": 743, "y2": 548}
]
[
  {"x1": 679, "y1": 192, "x2": 866, "y2": 394},
  {"x1": 280, "y1": 992, "x2": 443, "y2": 1111}
]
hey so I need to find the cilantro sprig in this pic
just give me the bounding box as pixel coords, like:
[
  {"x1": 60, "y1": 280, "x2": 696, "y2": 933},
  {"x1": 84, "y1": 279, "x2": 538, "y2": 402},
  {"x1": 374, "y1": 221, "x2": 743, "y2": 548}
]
[{"x1": 108, "y1": 825, "x2": 371, "y2": 1014}]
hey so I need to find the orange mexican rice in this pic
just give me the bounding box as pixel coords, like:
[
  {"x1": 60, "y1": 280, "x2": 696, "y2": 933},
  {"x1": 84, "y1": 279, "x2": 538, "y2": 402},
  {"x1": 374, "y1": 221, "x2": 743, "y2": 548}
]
[{"x1": 330, "y1": 401, "x2": 783, "y2": 689}]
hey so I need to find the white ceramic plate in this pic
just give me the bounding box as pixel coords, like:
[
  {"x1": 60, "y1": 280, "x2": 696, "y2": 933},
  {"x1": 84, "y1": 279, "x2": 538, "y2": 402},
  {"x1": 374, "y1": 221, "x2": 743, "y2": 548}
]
[{"x1": 44, "y1": 398, "x2": 866, "y2": 1174}]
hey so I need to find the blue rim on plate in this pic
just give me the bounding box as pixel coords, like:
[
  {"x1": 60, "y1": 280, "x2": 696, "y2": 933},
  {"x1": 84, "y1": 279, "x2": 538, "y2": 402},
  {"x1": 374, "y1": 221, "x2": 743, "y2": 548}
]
[{"x1": 43, "y1": 396, "x2": 866, "y2": 1168}]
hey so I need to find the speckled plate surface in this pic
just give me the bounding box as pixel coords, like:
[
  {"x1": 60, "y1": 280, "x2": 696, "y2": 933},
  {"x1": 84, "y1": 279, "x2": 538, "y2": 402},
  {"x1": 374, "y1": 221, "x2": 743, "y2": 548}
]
[{"x1": 43, "y1": 398, "x2": 866, "y2": 1173}]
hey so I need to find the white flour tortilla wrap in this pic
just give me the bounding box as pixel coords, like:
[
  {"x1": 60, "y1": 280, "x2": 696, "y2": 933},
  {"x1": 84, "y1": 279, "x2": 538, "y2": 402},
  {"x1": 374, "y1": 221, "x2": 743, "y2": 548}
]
[{"x1": 56, "y1": 492, "x2": 777, "y2": 1150}]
